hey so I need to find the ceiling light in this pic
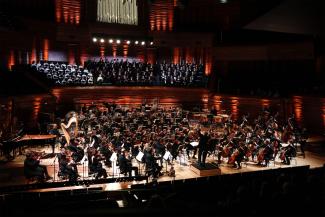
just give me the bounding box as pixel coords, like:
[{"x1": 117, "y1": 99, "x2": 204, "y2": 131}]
[
  {"x1": 150, "y1": 41, "x2": 153, "y2": 45},
  {"x1": 141, "y1": 41, "x2": 145, "y2": 45},
  {"x1": 116, "y1": 39, "x2": 121, "y2": 44},
  {"x1": 100, "y1": 38, "x2": 104, "y2": 43},
  {"x1": 92, "y1": 37, "x2": 97, "y2": 42},
  {"x1": 109, "y1": 39, "x2": 113, "y2": 43},
  {"x1": 126, "y1": 40, "x2": 131, "y2": 44},
  {"x1": 135, "y1": 41, "x2": 139, "y2": 45}
]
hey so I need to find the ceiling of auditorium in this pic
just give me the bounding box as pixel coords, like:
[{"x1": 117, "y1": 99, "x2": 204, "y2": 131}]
[{"x1": 0, "y1": 0, "x2": 284, "y2": 32}]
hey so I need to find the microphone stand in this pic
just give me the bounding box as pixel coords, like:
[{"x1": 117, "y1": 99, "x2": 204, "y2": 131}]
[
  {"x1": 53, "y1": 154, "x2": 57, "y2": 182},
  {"x1": 112, "y1": 161, "x2": 115, "y2": 178}
]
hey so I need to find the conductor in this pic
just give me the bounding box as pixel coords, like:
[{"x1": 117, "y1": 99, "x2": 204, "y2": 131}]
[{"x1": 197, "y1": 129, "x2": 210, "y2": 167}]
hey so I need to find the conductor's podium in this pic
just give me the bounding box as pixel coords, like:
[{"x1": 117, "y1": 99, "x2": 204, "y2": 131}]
[{"x1": 190, "y1": 163, "x2": 221, "y2": 176}]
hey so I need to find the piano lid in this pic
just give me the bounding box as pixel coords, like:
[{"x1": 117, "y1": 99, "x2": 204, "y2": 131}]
[{"x1": 16, "y1": 134, "x2": 56, "y2": 142}]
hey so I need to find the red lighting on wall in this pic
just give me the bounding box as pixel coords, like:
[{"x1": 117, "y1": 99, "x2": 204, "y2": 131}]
[
  {"x1": 185, "y1": 48, "x2": 193, "y2": 63},
  {"x1": 213, "y1": 95, "x2": 222, "y2": 111},
  {"x1": 30, "y1": 39, "x2": 36, "y2": 64},
  {"x1": 173, "y1": 47, "x2": 180, "y2": 64},
  {"x1": 56, "y1": 0, "x2": 81, "y2": 25},
  {"x1": 230, "y1": 97, "x2": 239, "y2": 121},
  {"x1": 204, "y1": 48, "x2": 212, "y2": 76},
  {"x1": 149, "y1": 0, "x2": 174, "y2": 32},
  {"x1": 8, "y1": 50, "x2": 15, "y2": 71},
  {"x1": 43, "y1": 39, "x2": 49, "y2": 61},
  {"x1": 261, "y1": 99, "x2": 270, "y2": 108},
  {"x1": 80, "y1": 47, "x2": 87, "y2": 66},
  {"x1": 293, "y1": 96, "x2": 303, "y2": 126},
  {"x1": 123, "y1": 44, "x2": 129, "y2": 59},
  {"x1": 33, "y1": 97, "x2": 42, "y2": 121},
  {"x1": 147, "y1": 49, "x2": 155, "y2": 64},
  {"x1": 112, "y1": 44, "x2": 117, "y2": 58},
  {"x1": 68, "y1": 47, "x2": 75, "y2": 65}
]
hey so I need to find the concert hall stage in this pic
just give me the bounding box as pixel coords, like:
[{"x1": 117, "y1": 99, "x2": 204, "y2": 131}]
[{"x1": 0, "y1": 87, "x2": 325, "y2": 193}]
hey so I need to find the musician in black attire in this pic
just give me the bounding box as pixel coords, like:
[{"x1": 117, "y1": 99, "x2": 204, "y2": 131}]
[
  {"x1": 299, "y1": 128, "x2": 308, "y2": 158},
  {"x1": 67, "y1": 138, "x2": 84, "y2": 163},
  {"x1": 144, "y1": 148, "x2": 162, "y2": 178},
  {"x1": 24, "y1": 152, "x2": 52, "y2": 182},
  {"x1": 234, "y1": 143, "x2": 246, "y2": 169},
  {"x1": 58, "y1": 154, "x2": 78, "y2": 182},
  {"x1": 282, "y1": 143, "x2": 296, "y2": 165},
  {"x1": 210, "y1": 106, "x2": 218, "y2": 116},
  {"x1": 185, "y1": 136, "x2": 197, "y2": 159},
  {"x1": 48, "y1": 124, "x2": 60, "y2": 153},
  {"x1": 91, "y1": 152, "x2": 108, "y2": 179},
  {"x1": 118, "y1": 150, "x2": 138, "y2": 177},
  {"x1": 153, "y1": 139, "x2": 165, "y2": 166},
  {"x1": 263, "y1": 140, "x2": 274, "y2": 167},
  {"x1": 197, "y1": 129, "x2": 210, "y2": 167}
]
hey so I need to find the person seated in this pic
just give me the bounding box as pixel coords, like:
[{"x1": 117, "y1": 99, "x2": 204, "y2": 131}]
[
  {"x1": 58, "y1": 154, "x2": 79, "y2": 181},
  {"x1": 167, "y1": 166, "x2": 175, "y2": 177},
  {"x1": 145, "y1": 148, "x2": 163, "y2": 178},
  {"x1": 118, "y1": 150, "x2": 138, "y2": 177},
  {"x1": 90, "y1": 150, "x2": 107, "y2": 179},
  {"x1": 24, "y1": 152, "x2": 52, "y2": 182},
  {"x1": 282, "y1": 142, "x2": 296, "y2": 165}
]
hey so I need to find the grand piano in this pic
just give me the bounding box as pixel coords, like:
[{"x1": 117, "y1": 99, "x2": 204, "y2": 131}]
[{"x1": 1, "y1": 134, "x2": 56, "y2": 159}]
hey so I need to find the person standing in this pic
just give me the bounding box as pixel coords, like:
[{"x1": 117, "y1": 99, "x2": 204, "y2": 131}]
[{"x1": 197, "y1": 129, "x2": 210, "y2": 167}]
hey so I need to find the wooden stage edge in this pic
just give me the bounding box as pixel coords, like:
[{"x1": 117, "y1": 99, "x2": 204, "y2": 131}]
[{"x1": 19, "y1": 157, "x2": 324, "y2": 193}]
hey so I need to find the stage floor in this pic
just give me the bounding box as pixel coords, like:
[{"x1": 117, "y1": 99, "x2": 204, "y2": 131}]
[{"x1": 0, "y1": 140, "x2": 324, "y2": 193}]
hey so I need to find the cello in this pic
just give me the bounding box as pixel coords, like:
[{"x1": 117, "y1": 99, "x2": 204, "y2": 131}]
[{"x1": 228, "y1": 149, "x2": 239, "y2": 164}]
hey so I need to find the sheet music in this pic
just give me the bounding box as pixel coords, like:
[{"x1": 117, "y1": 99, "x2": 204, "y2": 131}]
[
  {"x1": 80, "y1": 154, "x2": 88, "y2": 164},
  {"x1": 110, "y1": 152, "x2": 117, "y2": 162},
  {"x1": 136, "y1": 151, "x2": 144, "y2": 162},
  {"x1": 163, "y1": 151, "x2": 171, "y2": 161}
]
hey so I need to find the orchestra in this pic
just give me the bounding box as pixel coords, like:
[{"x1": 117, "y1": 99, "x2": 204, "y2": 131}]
[{"x1": 23, "y1": 102, "x2": 306, "y2": 182}]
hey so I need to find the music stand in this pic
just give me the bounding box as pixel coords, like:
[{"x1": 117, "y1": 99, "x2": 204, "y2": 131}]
[
  {"x1": 80, "y1": 154, "x2": 88, "y2": 180},
  {"x1": 163, "y1": 151, "x2": 171, "y2": 173},
  {"x1": 110, "y1": 152, "x2": 118, "y2": 177},
  {"x1": 53, "y1": 154, "x2": 57, "y2": 182},
  {"x1": 136, "y1": 151, "x2": 144, "y2": 175}
]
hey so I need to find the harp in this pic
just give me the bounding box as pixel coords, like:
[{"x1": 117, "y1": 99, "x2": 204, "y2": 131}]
[{"x1": 61, "y1": 112, "x2": 78, "y2": 145}]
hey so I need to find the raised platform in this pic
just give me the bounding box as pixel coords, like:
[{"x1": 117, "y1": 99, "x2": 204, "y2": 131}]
[{"x1": 190, "y1": 163, "x2": 221, "y2": 176}]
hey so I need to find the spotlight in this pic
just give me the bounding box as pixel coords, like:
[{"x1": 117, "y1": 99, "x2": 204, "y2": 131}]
[
  {"x1": 92, "y1": 37, "x2": 97, "y2": 42},
  {"x1": 141, "y1": 41, "x2": 145, "y2": 45},
  {"x1": 135, "y1": 41, "x2": 139, "y2": 45},
  {"x1": 220, "y1": 0, "x2": 227, "y2": 3},
  {"x1": 116, "y1": 39, "x2": 121, "y2": 44},
  {"x1": 100, "y1": 38, "x2": 104, "y2": 43},
  {"x1": 126, "y1": 40, "x2": 131, "y2": 44},
  {"x1": 109, "y1": 39, "x2": 113, "y2": 43},
  {"x1": 150, "y1": 41, "x2": 153, "y2": 45}
]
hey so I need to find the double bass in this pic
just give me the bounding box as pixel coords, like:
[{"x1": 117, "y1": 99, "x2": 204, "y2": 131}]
[
  {"x1": 257, "y1": 147, "x2": 266, "y2": 163},
  {"x1": 228, "y1": 149, "x2": 239, "y2": 164}
]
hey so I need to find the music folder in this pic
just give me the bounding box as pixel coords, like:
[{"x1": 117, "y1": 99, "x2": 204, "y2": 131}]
[
  {"x1": 110, "y1": 152, "x2": 117, "y2": 162},
  {"x1": 136, "y1": 151, "x2": 144, "y2": 162},
  {"x1": 163, "y1": 151, "x2": 171, "y2": 161}
]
